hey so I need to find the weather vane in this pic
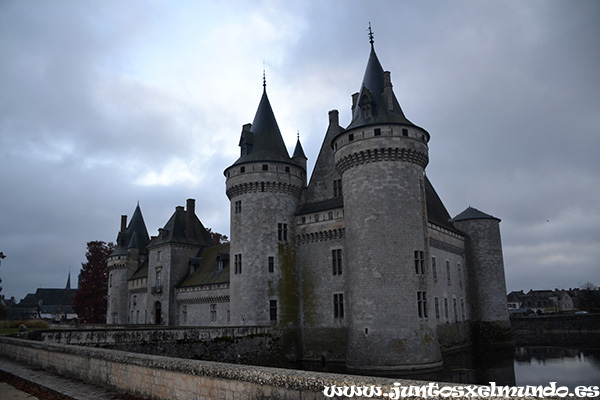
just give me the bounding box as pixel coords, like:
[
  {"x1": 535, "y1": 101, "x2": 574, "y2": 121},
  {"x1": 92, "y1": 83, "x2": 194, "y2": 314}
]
[
  {"x1": 368, "y1": 22, "x2": 374, "y2": 45},
  {"x1": 263, "y1": 61, "x2": 267, "y2": 89}
]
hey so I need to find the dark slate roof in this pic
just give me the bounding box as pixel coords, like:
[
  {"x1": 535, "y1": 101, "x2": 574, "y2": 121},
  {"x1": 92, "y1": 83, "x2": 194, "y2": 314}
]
[
  {"x1": 179, "y1": 243, "x2": 230, "y2": 287},
  {"x1": 231, "y1": 88, "x2": 292, "y2": 166},
  {"x1": 453, "y1": 206, "x2": 501, "y2": 222},
  {"x1": 148, "y1": 206, "x2": 214, "y2": 247},
  {"x1": 18, "y1": 288, "x2": 77, "y2": 307},
  {"x1": 292, "y1": 138, "x2": 307, "y2": 160},
  {"x1": 112, "y1": 204, "x2": 150, "y2": 256},
  {"x1": 129, "y1": 259, "x2": 148, "y2": 281},
  {"x1": 346, "y1": 43, "x2": 421, "y2": 131},
  {"x1": 424, "y1": 176, "x2": 460, "y2": 233},
  {"x1": 296, "y1": 197, "x2": 344, "y2": 215}
]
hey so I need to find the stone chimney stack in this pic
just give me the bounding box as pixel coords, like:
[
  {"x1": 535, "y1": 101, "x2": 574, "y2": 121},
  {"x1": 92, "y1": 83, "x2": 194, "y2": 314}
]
[
  {"x1": 186, "y1": 198, "x2": 196, "y2": 240},
  {"x1": 120, "y1": 215, "x2": 127, "y2": 232},
  {"x1": 328, "y1": 109, "x2": 339, "y2": 127}
]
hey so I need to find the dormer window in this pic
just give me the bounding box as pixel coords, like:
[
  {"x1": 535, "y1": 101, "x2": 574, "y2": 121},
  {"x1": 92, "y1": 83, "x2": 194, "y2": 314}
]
[{"x1": 359, "y1": 94, "x2": 374, "y2": 118}]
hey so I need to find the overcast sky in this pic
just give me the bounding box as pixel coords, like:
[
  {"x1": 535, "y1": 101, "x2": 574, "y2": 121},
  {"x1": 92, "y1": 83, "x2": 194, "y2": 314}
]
[{"x1": 1, "y1": 0, "x2": 599, "y2": 302}]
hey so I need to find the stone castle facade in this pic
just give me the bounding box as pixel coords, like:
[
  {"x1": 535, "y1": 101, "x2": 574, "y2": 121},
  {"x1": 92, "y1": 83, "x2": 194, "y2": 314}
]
[{"x1": 106, "y1": 35, "x2": 510, "y2": 372}]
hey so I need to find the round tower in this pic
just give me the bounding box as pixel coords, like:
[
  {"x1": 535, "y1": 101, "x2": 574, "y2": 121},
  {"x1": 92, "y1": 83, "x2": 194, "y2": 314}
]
[
  {"x1": 332, "y1": 34, "x2": 442, "y2": 371},
  {"x1": 224, "y1": 83, "x2": 306, "y2": 326},
  {"x1": 452, "y1": 207, "x2": 512, "y2": 343},
  {"x1": 106, "y1": 205, "x2": 150, "y2": 324}
]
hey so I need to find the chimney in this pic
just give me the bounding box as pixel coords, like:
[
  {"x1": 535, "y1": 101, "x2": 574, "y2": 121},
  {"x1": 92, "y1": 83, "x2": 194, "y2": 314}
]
[
  {"x1": 383, "y1": 71, "x2": 394, "y2": 112},
  {"x1": 186, "y1": 199, "x2": 196, "y2": 240},
  {"x1": 120, "y1": 215, "x2": 127, "y2": 232},
  {"x1": 328, "y1": 110, "x2": 339, "y2": 127},
  {"x1": 351, "y1": 92, "x2": 359, "y2": 112}
]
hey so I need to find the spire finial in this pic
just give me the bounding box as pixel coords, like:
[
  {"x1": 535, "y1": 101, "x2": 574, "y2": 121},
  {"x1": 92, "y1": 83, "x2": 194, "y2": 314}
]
[
  {"x1": 297, "y1": 130, "x2": 300, "y2": 140},
  {"x1": 262, "y1": 61, "x2": 267, "y2": 90},
  {"x1": 368, "y1": 22, "x2": 374, "y2": 47}
]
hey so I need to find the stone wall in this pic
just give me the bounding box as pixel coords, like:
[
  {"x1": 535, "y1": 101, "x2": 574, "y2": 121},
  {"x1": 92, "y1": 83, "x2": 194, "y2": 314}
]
[
  {"x1": 0, "y1": 336, "x2": 442, "y2": 400},
  {"x1": 510, "y1": 314, "x2": 600, "y2": 346}
]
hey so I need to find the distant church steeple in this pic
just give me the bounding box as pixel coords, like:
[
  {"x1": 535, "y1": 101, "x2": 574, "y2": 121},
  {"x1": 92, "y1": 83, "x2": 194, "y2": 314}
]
[{"x1": 66, "y1": 270, "x2": 71, "y2": 290}]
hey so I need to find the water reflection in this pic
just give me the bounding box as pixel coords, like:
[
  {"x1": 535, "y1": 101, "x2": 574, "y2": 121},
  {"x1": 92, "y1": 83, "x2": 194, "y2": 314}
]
[{"x1": 514, "y1": 346, "x2": 600, "y2": 390}]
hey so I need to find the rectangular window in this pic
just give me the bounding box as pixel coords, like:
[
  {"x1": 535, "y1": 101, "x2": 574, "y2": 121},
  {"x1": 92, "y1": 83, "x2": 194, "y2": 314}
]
[
  {"x1": 262, "y1": 164, "x2": 268, "y2": 171},
  {"x1": 402, "y1": 128, "x2": 408, "y2": 136},
  {"x1": 277, "y1": 223, "x2": 288, "y2": 242},
  {"x1": 333, "y1": 179, "x2": 343, "y2": 198},
  {"x1": 285, "y1": 166, "x2": 290, "y2": 173},
  {"x1": 417, "y1": 291, "x2": 428, "y2": 318},
  {"x1": 461, "y1": 298, "x2": 465, "y2": 321},
  {"x1": 234, "y1": 200, "x2": 242, "y2": 214},
  {"x1": 444, "y1": 297, "x2": 449, "y2": 320},
  {"x1": 374, "y1": 128, "x2": 381, "y2": 136},
  {"x1": 156, "y1": 270, "x2": 161, "y2": 287},
  {"x1": 268, "y1": 256, "x2": 274, "y2": 273},
  {"x1": 333, "y1": 293, "x2": 344, "y2": 318},
  {"x1": 453, "y1": 298, "x2": 458, "y2": 322},
  {"x1": 157, "y1": 250, "x2": 161, "y2": 261},
  {"x1": 227, "y1": 310, "x2": 230, "y2": 323},
  {"x1": 133, "y1": 295, "x2": 137, "y2": 307},
  {"x1": 314, "y1": 214, "x2": 320, "y2": 222},
  {"x1": 269, "y1": 300, "x2": 277, "y2": 321},
  {"x1": 328, "y1": 211, "x2": 334, "y2": 220},
  {"x1": 446, "y1": 260, "x2": 451, "y2": 285},
  {"x1": 458, "y1": 262, "x2": 462, "y2": 287},
  {"x1": 434, "y1": 297, "x2": 440, "y2": 319},
  {"x1": 240, "y1": 166, "x2": 245, "y2": 173},
  {"x1": 432, "y1": 257, "x2": 437, "y2": 281},
  {"x1": 234, "y1": 254, "x2": 242, "y2": 274},
  {"x1": 182, "y1": 305, "x2": 187, "y2": 325},
  {"x1": 210, "y1": 304, "x2": 217, "y2": 322},
  {"x1": 332, "y1": 249, "x2": 342, "y2": 275},
  {"x1": 112, "y1": 313, "x2": 118, "y2": 324},
  {"x1": 414, "y1": 250, "x2": 424, "y2": 274},
  {"x1": 348, "y1": 133, "x2": 354, "y2": 141}
]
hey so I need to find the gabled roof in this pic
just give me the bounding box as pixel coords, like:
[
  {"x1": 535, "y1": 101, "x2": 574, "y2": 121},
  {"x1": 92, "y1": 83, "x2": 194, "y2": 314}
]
[
  {"x1": 453, "y1": 206, "x2": 501, "y2": 222},
  {"x1": 425, "y1": 176, "x2": 461, "y2": 233},
  {"x1": 18, "y1": 288, "x2": 77, "y2": 307},
  {"x1": 179, "y1": 243, "x2": 230, "y2": 287},
  {"x1": 346, "y1": 40, "x2": 421, "y2": 131},
  {"x1": 149, "y1": 206, "x2": 213, "y2": 248},
  {"x1": 231, "y1": 87, "x2": 292, "y2": 166},
  {"x1": 129, "y1": 259, "x2": 148, "y2": 281}
]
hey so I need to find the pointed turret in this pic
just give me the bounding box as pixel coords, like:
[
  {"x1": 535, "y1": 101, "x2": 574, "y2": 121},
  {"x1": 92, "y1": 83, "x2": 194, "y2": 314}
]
[
  {"x1": 292, "y1": 133, "x2": 307, "y2": 173},
  {"x1": 232, "y1": 85, "x2": 292, "y2": 166},
  {"x1": 65, "y1": 272, "x2": 71, "y2": 290},
  {"x1": 346, "y1": 28, "x2": 425, "y2": 137}
]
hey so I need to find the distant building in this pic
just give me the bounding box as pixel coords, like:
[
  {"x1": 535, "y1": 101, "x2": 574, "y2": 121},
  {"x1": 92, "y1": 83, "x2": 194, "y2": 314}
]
[
  {"x1": 8, "y1": 274, "x2": 77, "y2": 321},
  {"x1": 107, "y1": 30, "x2": 510, "y2": 373},
  {"x1": 507, "y1": 289, "x2": 574, "y2": 315}
]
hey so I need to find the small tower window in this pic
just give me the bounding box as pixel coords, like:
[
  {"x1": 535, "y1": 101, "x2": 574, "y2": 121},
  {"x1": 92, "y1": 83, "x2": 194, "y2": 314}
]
[
  {"x1": 417, "y1": 291, "x2": 428, "y2": 318},
  {"x1": 414, "y1": 251, "x2": 425, "y2": 275},
  {"x1": 234, "y1": 254, "x2": 242, "y2": 274},
  {"x1": 348, "y1": 133, "x2": 354, "y2": 142},
  {"x1": 374, "y1": 128, "x2": 381, "y2": 136},
  {"x1": 432, "y1": 257, "x2": 437, "y2": 281},
  {"x1": 234, "y1": 200, "x2": 242, "y2": 214},
  {"x1": 240, "y1": 166, "x2": 245, "y2": 173},
  {"x1": 333, "y1": 293, "x2": 344, "y2": 318},
  {"x1": 402, "y1": 128, "x2": 408, "y2": 137},
  {"x1": 270, "y1": 300, "x2": 278, "y2": 321},
  {"x1": 333, "y1": 179, "x2": 342, "y2": 198},
  {"x1": 332, "y1": 249, "x2": 342, "y2": 275},
  {"x1": 262, "y1": 164, "x2": 268, "y2": 171},
  {"x1": 278, "y1": 223, "x2": 288, "y2": 242},
  {"x1": 268, "y1": 256, "x2": 274, "y2": 273}
]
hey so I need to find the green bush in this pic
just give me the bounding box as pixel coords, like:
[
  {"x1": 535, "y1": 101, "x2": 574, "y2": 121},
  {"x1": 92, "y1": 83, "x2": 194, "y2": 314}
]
[{"x1": 0, "y1": 319, "x2": 49, "y2": 329}]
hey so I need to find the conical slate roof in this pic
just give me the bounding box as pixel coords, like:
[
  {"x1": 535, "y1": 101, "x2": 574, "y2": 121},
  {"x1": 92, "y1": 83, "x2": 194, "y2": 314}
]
[
  {"x1": 346, "y1": 40, "x2": 419, "y2": 130},
  {"x1": 148, "y1": 206, "x2": 214, "y2": 247},
  {"x1": 232, "y1": 87, "x2": 292, "y2": 165},
  {"x1": 453, "y1": 206, "x2": 500, "y2": 222},
  {"x1": 112, "y1": 204, "x2": 150, "y2": 256},
  {"x1": 292, "y1": 137, "x2": 307, "y2": 159}
]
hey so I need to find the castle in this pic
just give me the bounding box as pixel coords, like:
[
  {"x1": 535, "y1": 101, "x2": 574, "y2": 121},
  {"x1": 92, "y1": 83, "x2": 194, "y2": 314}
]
[{"x1": 106, "y1": 32, "x2": 510, "y2": 372}]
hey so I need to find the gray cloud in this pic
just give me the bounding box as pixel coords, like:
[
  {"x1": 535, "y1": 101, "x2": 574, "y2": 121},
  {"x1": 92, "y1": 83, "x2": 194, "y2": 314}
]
[{"x1": 1, "y1": 0, "x2": 598, "y2": 301}]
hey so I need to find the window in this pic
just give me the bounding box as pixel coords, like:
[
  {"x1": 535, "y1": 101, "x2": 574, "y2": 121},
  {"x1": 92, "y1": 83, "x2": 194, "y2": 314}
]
[
  {"x1": 314, "y1": 214, "x2": 320, "y2": 222},
  {"x1": 133, "y1": 295, "x2": 137, "y2": 307},
  {"x1": 234, "y1": 200, "x2": 242, "y2": 214},
  {"x1": 374, "y1": 128, "x2": 381, "y2": 136},
  {"x1": 328, "y1": 211, "x2": 333, "y2": 220},
  {"x1": 333, "y1": 293, "x2": 344, "y2": 319},
  {"x1": 109, "y1": 273, "x2": 112, "y2": 288},
  {"x1": 268, "y1": 256, "x2": 274, "y2": 273},
  {"x1": 234, "y1": 254, "x2": 242, "y2": 274},
  {"x1": 458, "y1": 263, "x2": 462, "y2": 287},
  {"x1": 332, "y1": 249, "x2": 342, "y2": 275},
  {"x1": 156, "y1": 270, "x2": 161, "y2": 287},
  {"x1": 348, "y1": 133, "x2": 354, "y2": 141},
  {"x1": 446, "y1": 260, "x2": 451, "y2": 285},
  {"x1": 262, "y1": 164, "x2": 268, "y2": 171},
  {"x1": 301, "y1": 216, "x2": 306, "y2": 224},
  {"x1": 210, "y1": 304, "x2": 217, "y2": 322},
  {"x1": 333, "y1": 179, "x2": 343, "y2": 198},
  {"x1": 461, "y1": 298, "x2": 465, "y2": 321},
  {"x1": 414, "y1": 251, "x2": 424, "y2": 274},
  {"x1": 285, "y1": 166, "x2": 290, "y2": 173},
  {"x1": 227, "y1": 310, "x2": 230, "y2": 323},
  {"x1": 182, "y1": 305, "x2": 187, "y2": 325},
  {"x1": 453, "y1": 298, "x2": 458, "y2": 322},
  {"x1": 270, "y1": 300, "x2": 277, "y2": 321},
  {"x1": 417, "y1": 291, "x2": 428, "y2": 318},
  {"x1": 435, "y1": 297, "x2": 440, "y2": 319},
  {"x1": 278, "y1": 223, "x2": 288, "y2": 242},
  {"x1": 444, "y1": 297, "x2": 449, "y2": 320},
  {"x1": 112, "y1": 313, "x2": 118, "y2": 324},
  {"x1": 136, "y1": 310, "x2": 139, "y2": 324},
  {"x1": 240, "y1": 166, "x2": 245, "y2": 173},
  {"x1": 432, "y1": 257, "x2": 437, "y2": 281},
  {"x1": 157, "y1": 250, "x2": 161, "y2": 261},
  {"x1": 402, "y1": 128, "x2": 408, "y2": 136}
]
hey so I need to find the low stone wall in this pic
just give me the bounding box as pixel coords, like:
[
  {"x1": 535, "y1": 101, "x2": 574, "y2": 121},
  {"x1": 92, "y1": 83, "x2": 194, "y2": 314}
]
[
  {"x1": 24, "y1": 325, "x2": 271, "y2": 346},
  {"x1": 510, "y1": 313, "x2": 600, "y2": 346},
  {"x1": 0, "y1": 336, "x2": 433, "y2": 400}
]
